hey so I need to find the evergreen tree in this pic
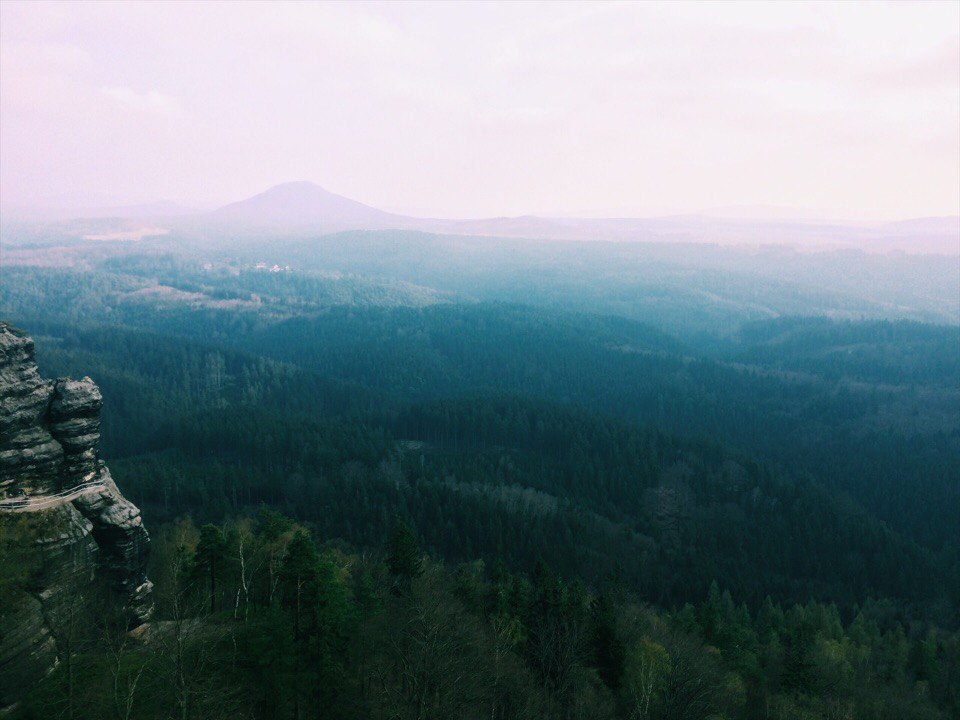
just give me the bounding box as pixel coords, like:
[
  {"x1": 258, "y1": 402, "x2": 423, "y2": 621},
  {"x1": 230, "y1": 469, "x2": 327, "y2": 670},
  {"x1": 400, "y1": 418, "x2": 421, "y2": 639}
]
[
  {"x1": 194, "y1": 523, "x2": 226, "y2": 614},
  {"x1": 591, "y1": 592, "x2": 625, "y2": 689},
  {"x1": 386, "y1": 520, "x2": 423, "y2": 581}
]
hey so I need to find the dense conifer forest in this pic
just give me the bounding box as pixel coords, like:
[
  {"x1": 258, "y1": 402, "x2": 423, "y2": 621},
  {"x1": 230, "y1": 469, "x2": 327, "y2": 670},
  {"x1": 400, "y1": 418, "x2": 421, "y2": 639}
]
[{"x1": 2, "y1": 249, "x2": 958, "y2": 718}]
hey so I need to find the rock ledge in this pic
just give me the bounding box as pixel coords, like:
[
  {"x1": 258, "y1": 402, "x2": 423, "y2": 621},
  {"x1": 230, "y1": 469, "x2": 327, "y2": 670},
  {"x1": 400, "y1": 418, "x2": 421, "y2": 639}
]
[{"x1": 0, "y1": 322, "x2": 153, "y2": 709}]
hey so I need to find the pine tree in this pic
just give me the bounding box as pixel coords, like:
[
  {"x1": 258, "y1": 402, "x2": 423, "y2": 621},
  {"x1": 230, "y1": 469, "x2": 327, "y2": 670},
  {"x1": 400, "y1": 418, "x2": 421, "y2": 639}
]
[
  {"x1": 590, "y1": 592, "x2": 625, "y2": 689},
  {"x1": 387, "y1": 520, "x2": 423, "y2": 581},
  {"x1": 194, "y1": 523, "x2": 226, "y2": 614}
]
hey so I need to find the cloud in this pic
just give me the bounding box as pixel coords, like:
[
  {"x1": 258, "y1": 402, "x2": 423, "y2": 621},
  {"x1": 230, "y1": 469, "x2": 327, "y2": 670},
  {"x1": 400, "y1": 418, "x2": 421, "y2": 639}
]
[{"x1": 100, "y1": 86, "x2": 183, "y2": 119}]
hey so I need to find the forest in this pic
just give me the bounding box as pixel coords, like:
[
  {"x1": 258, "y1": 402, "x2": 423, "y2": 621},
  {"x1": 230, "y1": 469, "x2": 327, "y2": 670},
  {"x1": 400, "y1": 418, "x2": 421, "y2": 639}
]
[
  {"x1": 1, "y1": 249, "x2": 959, "y2": 719},
  {"x1": 6, "y1": 510, "x2": 958, "y2": 719}
]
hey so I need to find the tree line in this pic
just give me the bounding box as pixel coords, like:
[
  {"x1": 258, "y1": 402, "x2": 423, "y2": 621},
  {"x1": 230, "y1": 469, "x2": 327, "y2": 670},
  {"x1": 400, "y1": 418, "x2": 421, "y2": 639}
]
[{"x1": 12, "y1": 510, "x2": 960, "y2": 719}]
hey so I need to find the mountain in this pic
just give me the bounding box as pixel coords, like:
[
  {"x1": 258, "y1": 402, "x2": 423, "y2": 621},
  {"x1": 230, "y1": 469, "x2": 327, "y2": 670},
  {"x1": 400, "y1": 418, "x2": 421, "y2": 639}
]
[
  {"x1": 7, "y1": 181, "x2": 959, "y2": 254},
  {"x1": 0, "y1": 323, "x2": 152, "y2": 709},
  {"x1": 195, "y1": 184, "x2": 960, "y2": 253},
  {"x1": 207, "y1": 181, "x2": 406, "y2": 232}
]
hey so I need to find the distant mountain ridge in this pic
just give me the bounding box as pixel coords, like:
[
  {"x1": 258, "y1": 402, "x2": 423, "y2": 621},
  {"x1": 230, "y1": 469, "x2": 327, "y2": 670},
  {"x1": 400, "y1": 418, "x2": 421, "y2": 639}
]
[
  {"x1": 6, "y1": 181, "x2": 959, "y2": 254},
  {"x1": 202, "y1": 182, "x2": 960, "y2": 253}
]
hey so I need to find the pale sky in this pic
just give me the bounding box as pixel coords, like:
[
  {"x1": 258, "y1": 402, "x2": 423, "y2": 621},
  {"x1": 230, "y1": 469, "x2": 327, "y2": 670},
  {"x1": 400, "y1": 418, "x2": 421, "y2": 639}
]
[{"x1": 1, "y1": 1, "x2": 958, "y2": 220}]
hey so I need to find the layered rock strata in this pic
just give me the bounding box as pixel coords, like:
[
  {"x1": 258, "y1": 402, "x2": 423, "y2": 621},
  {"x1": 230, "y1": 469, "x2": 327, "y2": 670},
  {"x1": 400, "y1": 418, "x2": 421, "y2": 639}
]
[{"x1": 0, "y1": 322, "x2": 152, "y2": 709}]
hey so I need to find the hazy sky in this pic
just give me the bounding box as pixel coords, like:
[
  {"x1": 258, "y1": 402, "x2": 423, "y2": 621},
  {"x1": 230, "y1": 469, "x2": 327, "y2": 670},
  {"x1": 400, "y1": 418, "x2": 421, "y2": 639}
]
[{"x1": 1, "y1": 1, "x2": 958, "y2": 219}]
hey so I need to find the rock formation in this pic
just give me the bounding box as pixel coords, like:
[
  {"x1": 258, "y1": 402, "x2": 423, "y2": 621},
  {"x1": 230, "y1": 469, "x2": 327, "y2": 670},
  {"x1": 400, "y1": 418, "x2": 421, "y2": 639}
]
[{"x1": 0, "y1": 322, "x2": 152, "y2": 709}]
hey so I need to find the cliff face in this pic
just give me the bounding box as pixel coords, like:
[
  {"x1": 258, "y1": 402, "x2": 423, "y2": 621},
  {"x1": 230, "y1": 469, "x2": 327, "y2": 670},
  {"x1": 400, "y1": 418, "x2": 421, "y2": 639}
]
[{"x1": 0, "y1": 322, "x2": 152, "y2": 708}]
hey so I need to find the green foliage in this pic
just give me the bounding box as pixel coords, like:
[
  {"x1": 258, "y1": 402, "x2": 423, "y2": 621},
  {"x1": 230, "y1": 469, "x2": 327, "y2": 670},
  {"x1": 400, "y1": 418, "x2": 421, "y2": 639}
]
[
  {"x1": 621, "y1": 637, "x2": 670, "y2": 719},
  {"x1": 3, "y1": 252, "x2": 958, "y2": 718},
  {"x1": 0, "y1": 315, "x2": 948, "y2": 613},
  {"x1": 193, "y1": 524, "x2": 227, "y2": 613},
  {"x1": 386, "y1": 520, "x2": 423, "y2": 581},
  {"x1": 12, "y1": 510, "x2": 960, "y2": 720}
]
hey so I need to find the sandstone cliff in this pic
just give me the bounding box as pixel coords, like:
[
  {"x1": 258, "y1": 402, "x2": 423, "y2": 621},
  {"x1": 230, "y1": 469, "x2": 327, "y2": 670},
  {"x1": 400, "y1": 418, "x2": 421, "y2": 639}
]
[{"x1": 0, "y1": 322, "x2": 152, "y2": 709}]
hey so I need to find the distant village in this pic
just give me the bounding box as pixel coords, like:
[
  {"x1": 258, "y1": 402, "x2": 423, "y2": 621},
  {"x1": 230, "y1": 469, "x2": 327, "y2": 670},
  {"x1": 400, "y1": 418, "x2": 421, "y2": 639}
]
[{"x1": 252, "y1": 261, "x2": 290, "y2": 273}]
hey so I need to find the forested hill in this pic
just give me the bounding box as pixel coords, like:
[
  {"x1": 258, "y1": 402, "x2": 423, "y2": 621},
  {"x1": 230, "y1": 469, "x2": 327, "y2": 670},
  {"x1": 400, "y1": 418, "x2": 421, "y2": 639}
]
[{"x1": 723, "y1": 316, "x2": 960, "y2": 386}]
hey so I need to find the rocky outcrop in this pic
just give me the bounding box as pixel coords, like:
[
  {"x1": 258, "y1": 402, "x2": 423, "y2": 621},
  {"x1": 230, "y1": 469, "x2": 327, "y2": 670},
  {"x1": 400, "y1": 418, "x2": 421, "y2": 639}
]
[{"x1": 0, "y1": 322, "x2": 152, "y2": 709}]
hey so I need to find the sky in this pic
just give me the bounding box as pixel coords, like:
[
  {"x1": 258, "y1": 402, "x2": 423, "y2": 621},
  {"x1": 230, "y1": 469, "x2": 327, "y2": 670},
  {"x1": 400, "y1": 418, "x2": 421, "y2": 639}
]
[{"x1": 1, "y1": 1, "x2": 958, "y2": 220}]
